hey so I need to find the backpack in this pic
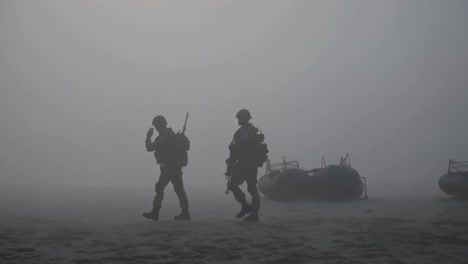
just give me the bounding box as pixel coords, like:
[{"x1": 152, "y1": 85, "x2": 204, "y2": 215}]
[
  {"x1": 174, "y1": 132, "x2": 190, "y2": 167},
  {"x1": 254, "y1": 131, "x2": 269, "y2": 167}
]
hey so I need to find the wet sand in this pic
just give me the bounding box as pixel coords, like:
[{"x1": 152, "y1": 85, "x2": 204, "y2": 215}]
[{"x1": 0, "y1": 184, "x2": 467, "y2": 264}]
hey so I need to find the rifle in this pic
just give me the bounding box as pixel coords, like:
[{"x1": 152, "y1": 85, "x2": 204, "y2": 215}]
[
  {"x1": 224, "y1": 161, "x2": 233, "y2": 194},
  {"x1": 174, "y1": 113, "x2": 190, "y2": 167},
  {"x1": 182, "y1": 113, "x2": 189, "y2": 134},
  {"x1": 224, "y1": 141, "x2": 237, "y2": 194}
]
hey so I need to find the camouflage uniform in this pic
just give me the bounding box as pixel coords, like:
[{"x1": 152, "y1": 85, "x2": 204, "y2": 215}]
[
  {"x1": 228, "y1": 123, "x2": 261, "y2": 212},
  {"x1": 145, "y1": 127, "x2": 189, "y2": 212}
]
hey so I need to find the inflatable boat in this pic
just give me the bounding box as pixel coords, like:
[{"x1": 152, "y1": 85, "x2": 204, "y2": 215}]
[
  {"x1": 258, "y1": 154, "x2": 367, "y2": 201},
  {"x1": 439, "y1": 159, "x2": 468, "y2": 198}
]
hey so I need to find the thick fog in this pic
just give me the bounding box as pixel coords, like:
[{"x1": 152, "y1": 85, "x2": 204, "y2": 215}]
[{"x1": 1, "y1": 0, "x2": 467, "y2": 195}]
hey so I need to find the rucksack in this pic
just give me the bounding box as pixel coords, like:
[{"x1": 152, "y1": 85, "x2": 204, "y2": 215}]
[
  {"x1": 254, "y1": 131, "x2": 269, "y2": 167},
  {"x1": 174, "y1": 132, "x2": 190, "y2": 167}
]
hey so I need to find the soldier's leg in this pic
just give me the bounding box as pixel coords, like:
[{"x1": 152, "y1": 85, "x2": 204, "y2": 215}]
[
  {"x1": 152, "y1": 166, "x2": 171, "y2": 211},
  {"x1": 228, "y1": 181, "x2": 253, "y2": 218},
  {"x1": 243, "y1": 166, "x2": 260, "y2": 221},
  {"x1": 229, "y1": 163, "x2": 248, "y2": 204},
  {"x1": 170, "y1": 167, "x2": 190, "y2": 220},
  {"x1": 228, "y1": 182, "x2": 247, "y2": 204},
  {"x1": 246, "y1": 166, "x2": 260, "y2": 211},
  {"x1": 170, "y1": 167, "x2": 189, "y2": 211},
  {"x1": 143, "y1": 166, "x2": 171, "y2": 220},
  {"x1": 230, "y1": 162, "x2": 252, "y2": 218},
  {"x1": 247, "y1": 184, "x2": 260, "y2": 212}
]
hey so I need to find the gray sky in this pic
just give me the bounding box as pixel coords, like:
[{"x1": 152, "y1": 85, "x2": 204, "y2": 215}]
[{"x1": 1, "y1": 0, "x2": 467, "y2": 192}]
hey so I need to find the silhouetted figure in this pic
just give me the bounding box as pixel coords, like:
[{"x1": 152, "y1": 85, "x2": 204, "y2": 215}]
[
  {"x1": 226, "y1": 109, "x2": 268, "y2": 222},
  {"x1": 143, "y1": 115, "x2": 190, "y2": 221}
]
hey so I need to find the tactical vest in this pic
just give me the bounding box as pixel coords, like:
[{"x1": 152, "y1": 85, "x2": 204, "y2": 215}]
[
  {"x1": 153, "y1": 129, "x2": 180, "y2": 166},
  {"x1": 230, "y1": 128, "x2": 269, "y2": 167}
]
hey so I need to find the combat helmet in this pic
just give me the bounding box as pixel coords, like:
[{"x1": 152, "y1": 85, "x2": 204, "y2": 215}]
[
  {"x1": 236, "y1": 109, "x2": 252, "y2": 120},
  {"x1": 152, "y1": 115, "x2": 168, "y2": 127}
]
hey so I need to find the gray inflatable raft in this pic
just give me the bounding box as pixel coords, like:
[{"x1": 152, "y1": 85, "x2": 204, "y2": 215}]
[
  {"x1": 439, "y1": 159, "x2": 468, "y2": 198},
  {"x1": 258, "y1": 155, "x2": 367, "y2": 201}
]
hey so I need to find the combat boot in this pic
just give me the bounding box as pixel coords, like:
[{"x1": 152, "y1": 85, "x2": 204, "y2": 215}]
[
  {"x1": 142, "y1": 209, "x2": 159, "y2": 221},
  {"x1": 244, "y1": 211, "x2": 259, "y2": 222},
  {"x1": 236, "y1": 203, "x2": 252, "y2": 218},
  {"x1": 174, "y1": 209, "x2": 190, "y2": 220}
]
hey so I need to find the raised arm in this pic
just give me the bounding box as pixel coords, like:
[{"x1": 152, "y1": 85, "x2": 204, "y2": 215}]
[
  {"x1": 145, "y1": 128, "x2": 175, "y2": 152},
  {"x1": 145, "y1": 128, "x2": 155, "y2": 152}
]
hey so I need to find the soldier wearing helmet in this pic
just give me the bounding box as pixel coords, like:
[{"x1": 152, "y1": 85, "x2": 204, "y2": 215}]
[
  {"x1": 226, "y1": 109, "x2": 263, "y2": 222},
  {"x1": 143, "y1": 115, "x2": 190, "y2": 221}
]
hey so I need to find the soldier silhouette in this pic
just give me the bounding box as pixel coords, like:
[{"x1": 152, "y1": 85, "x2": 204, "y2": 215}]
[
  {"x1": 143, "y1": 115, "x2": 190, "y2": 221},
  {"x1": 225, "y1": 109, "x2": 268, "y2": 222}
]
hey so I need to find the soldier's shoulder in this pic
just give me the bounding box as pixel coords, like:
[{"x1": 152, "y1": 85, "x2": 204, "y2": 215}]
[
  {"x1": 247, "y1": 124, "x2": 259, "y2": 133},
  {"x1": 234, "y1": 126, "x2": 243, "y2": 134},
  {"x1": 167, "y1": 128, "x2": 175, "y2": 134},
  {"x1": 160, "y1": 128, "x2": 175, "y2": 139}
]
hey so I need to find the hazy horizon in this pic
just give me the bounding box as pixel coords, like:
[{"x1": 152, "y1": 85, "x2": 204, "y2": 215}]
[{"x1": 1, "y1": 0, "x2": 467, "y2": 195}]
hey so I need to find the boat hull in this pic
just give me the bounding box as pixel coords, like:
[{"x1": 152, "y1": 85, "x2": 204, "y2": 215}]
[
  {"x1": 439, "y1": 172, "x2": 468, "y2": 198},
  {"x1": 258, "y1": 165, "x2": 364, "y2": 200}
]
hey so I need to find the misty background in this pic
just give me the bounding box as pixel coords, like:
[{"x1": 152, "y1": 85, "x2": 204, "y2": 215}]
[{"x1": 1, "y1": 0, "x2": 467, "y2": 196}]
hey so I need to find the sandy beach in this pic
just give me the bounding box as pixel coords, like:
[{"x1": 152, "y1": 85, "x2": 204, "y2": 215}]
[
  {"x1": 0, "y1": 184, "x2": 467, "y2": 264},
  {"x1": 2, "y1": 1, "x2": 468, "y2": 263}
]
